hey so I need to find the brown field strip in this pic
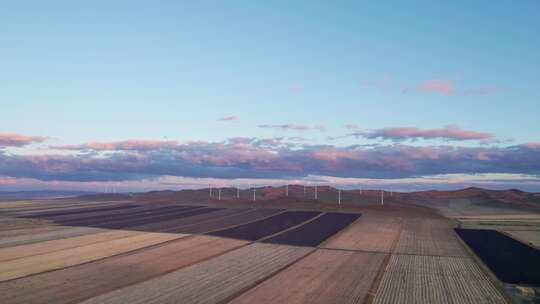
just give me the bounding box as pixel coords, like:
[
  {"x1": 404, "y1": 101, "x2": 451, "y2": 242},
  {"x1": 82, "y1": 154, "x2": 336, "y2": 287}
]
[
  {"x1": 80, "y1": 243, "x2": 313, "y2": 304},
  {"x1": 229, "y1": 249, "x2": 385, "y2": 304},
  {"x1": 394, "y1": 219, "x2": 468, "y2": 257},
  {"x1": 4, "y1": 201, "x2": 129, "y2": 215},
  {"x1": 179, "y1": 208, "x2": 284, "y2": 234},
  {"x1": 41, "y1": 204, "x2": 157, "y2": 222},
  {"x1": 373, "y1": 254, "x2": 507, "y2": 304},
  {"x1": 0, "y1": 226, "x2": 108, "y2": 248},
  {"x1": 0, "y1": 200, "x2": 96, "y2": 211},
  {"x1": 0, "y1": 229, "x2": 146, "y2": 262},
  {"x1": 322, "y1": 217, "x2": 402, "y2": 253},
  {"x1": 503, "y1": 230, "x2": 540, "y2": 248},
  {"x1": 130, "y1": 207, "x2": 253, "y2": 232},
  {"x1": 0, "y1": 235, "x2": 248, "y2": 304},
  {"x1": 0, "y1": 216, "x2": 56, "y2": 231},
  {"x1": 0, "y1": 231, "x2": 186, "y2": 282},
  {"x1": 0, "y1": 224, "x2": 63, "y2": 239}
]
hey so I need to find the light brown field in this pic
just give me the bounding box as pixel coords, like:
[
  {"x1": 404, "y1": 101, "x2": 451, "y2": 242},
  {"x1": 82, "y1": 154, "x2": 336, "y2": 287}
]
[
  {"x1": 0, "y1": 235, "x2": 248, "y2": 304},
  {"x1": 373, "y1": 254, "x2": 507, "y2": 304},
  {"x1": 0, "y1": 226, "x2": 107, "y2": 248},
  {"x1": 0, "y1": 229, "x2": 144, "y2": 262},
  {"x1": 394, "y1": 219, "x2": 468, "y2": 257},
  {"x1": 0, "y1": 231, "x2": 186, "y2": 282},
  {"x1": 0, "y1": 224, "x2": 63, "y2": 239},
  {"x1": 502, "y1": 230, "x2": 540, "y2": 248},
  {"x1": 322, "y1": 216, "x2": 402, "y2": 253},
  {"x1": 0, "y1": 197, "x2": 517, "y2": 304},
  {"x1": 80, "y1": 243, "x2": 313, "y2": 304},
  {"x1": 229, "y1": 249, "x2": 385, "y2": 304},
  {"x1": 1, "y1": 201, "x2": 127, "y2": 215},
  {"x1": 0, "y1": 215, "x2": 56, "y2": 231}
]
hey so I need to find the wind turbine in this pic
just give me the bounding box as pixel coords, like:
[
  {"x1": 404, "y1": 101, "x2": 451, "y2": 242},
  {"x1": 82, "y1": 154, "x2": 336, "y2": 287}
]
[
  {"x1": 314, "y1": 185, "x2": 318, "y2": 200},
  {"x1": 285, "y1": 184, "x2": 289, "y2": 197},
  {"x1": 338, "y1": 189, "x2": 341, "y2": 205},
  {"x1": 381, "y1": 190, "x2": 384, "y2": 205}
]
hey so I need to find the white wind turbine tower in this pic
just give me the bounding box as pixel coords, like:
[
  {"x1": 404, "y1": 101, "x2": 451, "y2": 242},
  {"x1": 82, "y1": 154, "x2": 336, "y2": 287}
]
[
  {"x1": 381, "y1": 190, "x2": 384, "y2": 205},
  {"x1": 218, "y1": 188, "x2": 221, "y2": 201},
  {"x1": 338, "y1": 188, "x2": 341, "y2": 205},
  {"x1": 209, "y1": 184, "x2": 213, "y2": 198},
  {"x1": 285, "y1": 184, "x2": 289, "y2": 197},
  {"x1": 236, "y1": 186, "x2": 240, "y2": 199},
  {"x1": 314, "y1": 185, "x2": 318, "y2": 200}
]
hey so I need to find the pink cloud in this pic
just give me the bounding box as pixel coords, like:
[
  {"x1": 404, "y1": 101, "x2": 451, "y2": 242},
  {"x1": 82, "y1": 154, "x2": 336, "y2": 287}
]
[
  {"x1": 2, "y1": 138, "x2": 540, "y2": 183},
  {"x1": 411, "y1": 80, "x2": 495, "y2": 97},
  {"x1": 258, "y1": 124, "x2": 326, "y2": 132},
  {"x1": 417, "y1": 80, "x2": 455, "y2": 95},
  {"x1": 0, "y1": 133, "x2": 48, "y2": 148},
  {"x1": 51, "y1": 140, "x2": 179, "y2": 151},
  {"x1": 520, "y1": 142, "x2": 540, "y2": 150},
  {"x1": 218, "y1": 115, "x2": 239, "y2": 121},
  {"x1": 360, "y1": 125, "x2": 494, "y2": 141}
]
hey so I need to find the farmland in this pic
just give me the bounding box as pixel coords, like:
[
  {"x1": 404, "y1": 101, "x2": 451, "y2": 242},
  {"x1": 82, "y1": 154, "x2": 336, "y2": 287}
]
[
  {"x1": 455, "y1": 228, "x2": 540, "y2": 285},
  {"x1": 229, "y1": 249, "x2": 385, "y2": 304},
  {"x1": 373, "y1": 254, "x2": 507, "y2": 304},
  {"x1": 0, "y1": 190, "x2": 534, "y2": 303}
]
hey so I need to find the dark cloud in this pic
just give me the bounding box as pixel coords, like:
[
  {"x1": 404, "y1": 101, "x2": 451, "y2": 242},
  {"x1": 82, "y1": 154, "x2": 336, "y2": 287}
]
[
  {"x1": 1, "y1": 139, "x2": 540, "y2": 182},
  {"x1": 346, "y1": 125, "x2": 494, "y2": 142},
  {"x1": 217, "y1": 115, "x2": 239, "y2": 121}
]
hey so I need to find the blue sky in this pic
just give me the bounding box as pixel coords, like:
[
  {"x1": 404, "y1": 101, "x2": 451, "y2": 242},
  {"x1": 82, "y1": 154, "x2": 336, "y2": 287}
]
[{"x1": 1, "y1": 1, "x2": 539, "y2": 191}]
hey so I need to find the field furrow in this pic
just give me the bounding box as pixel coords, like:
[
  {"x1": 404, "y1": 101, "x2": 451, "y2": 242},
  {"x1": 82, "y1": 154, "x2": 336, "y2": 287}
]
[
  {"x1": 0, "y1": 231, "x2": 186, "y2": 282},
  {"x1": 503, "y1": 230, "x2": 540, "y2": 248},
  {"x1": 229, "y1": 249, "x2": 384, "y2": 304},
  {"x1": 0, "y1": 226, "x2": 107, "y2": 248},
  {"x1": 263, "y1": 212, "x2": 361, "y2": 247},
  {"x1": 394, "y1": 219, "x2": 468, "y2": 257},
  {"x1": 322, "y1": 217, "x2": 402, "y2": 253},
  {"x1": 132, "y1": 207, "x2": 252, "y2": 232},
  {"x1": 0, "y1": 229, "x2": 144, "y2": 262},
  {"x1": 0, "y1": 235, "x2": 248, "y2": 304},
  {"x1": 373, "y1": 254, "x2": 507, "y2": 304},
  {"x1": 209, "y1": 211, "x2": 320, "y2": 241},
  {"x1": 80, "y1": 243, "x2": 313, "y2": 304},
  {"x1": 179, "y1": 208, "x2": 284, "y2": 234}
]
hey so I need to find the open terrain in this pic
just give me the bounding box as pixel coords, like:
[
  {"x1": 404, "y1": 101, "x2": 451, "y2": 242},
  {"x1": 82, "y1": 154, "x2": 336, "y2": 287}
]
[{"x1": 0, "y1": 187, "x2": 538, "y2": 303}]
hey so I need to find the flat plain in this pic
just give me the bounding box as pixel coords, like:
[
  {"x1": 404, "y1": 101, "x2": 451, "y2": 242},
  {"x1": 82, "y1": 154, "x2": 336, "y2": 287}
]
[{"x1": 0, "y1": 194, "x2": 531, "y2": 304}]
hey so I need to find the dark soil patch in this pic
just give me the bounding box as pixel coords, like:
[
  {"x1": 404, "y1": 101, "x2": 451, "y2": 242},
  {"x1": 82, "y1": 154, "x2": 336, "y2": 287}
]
[
  {"x1": 263, "y1": 212, "x2": 361, "y2": 247},
  {"x1": 209, "y1": 211, "x2": 320, "y2": 241},
  {"x1": 455, "y1": 228, "x2": 540, "y2": 286}
]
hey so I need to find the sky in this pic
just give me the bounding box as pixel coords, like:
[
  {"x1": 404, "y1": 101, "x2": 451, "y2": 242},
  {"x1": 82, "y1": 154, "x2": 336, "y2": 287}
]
[{"x1": 1, "y1": 1, "x2": 540, "y2": 192}]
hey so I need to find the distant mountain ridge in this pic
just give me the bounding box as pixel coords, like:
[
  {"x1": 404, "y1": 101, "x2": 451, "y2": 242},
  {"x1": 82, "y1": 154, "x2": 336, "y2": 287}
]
[
  {"x1": 73, "y1": 186, "x2": 540, "y2": 213},
  {"x1": 0, "y1": 190, "x2": 95, "y2": 200}
]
